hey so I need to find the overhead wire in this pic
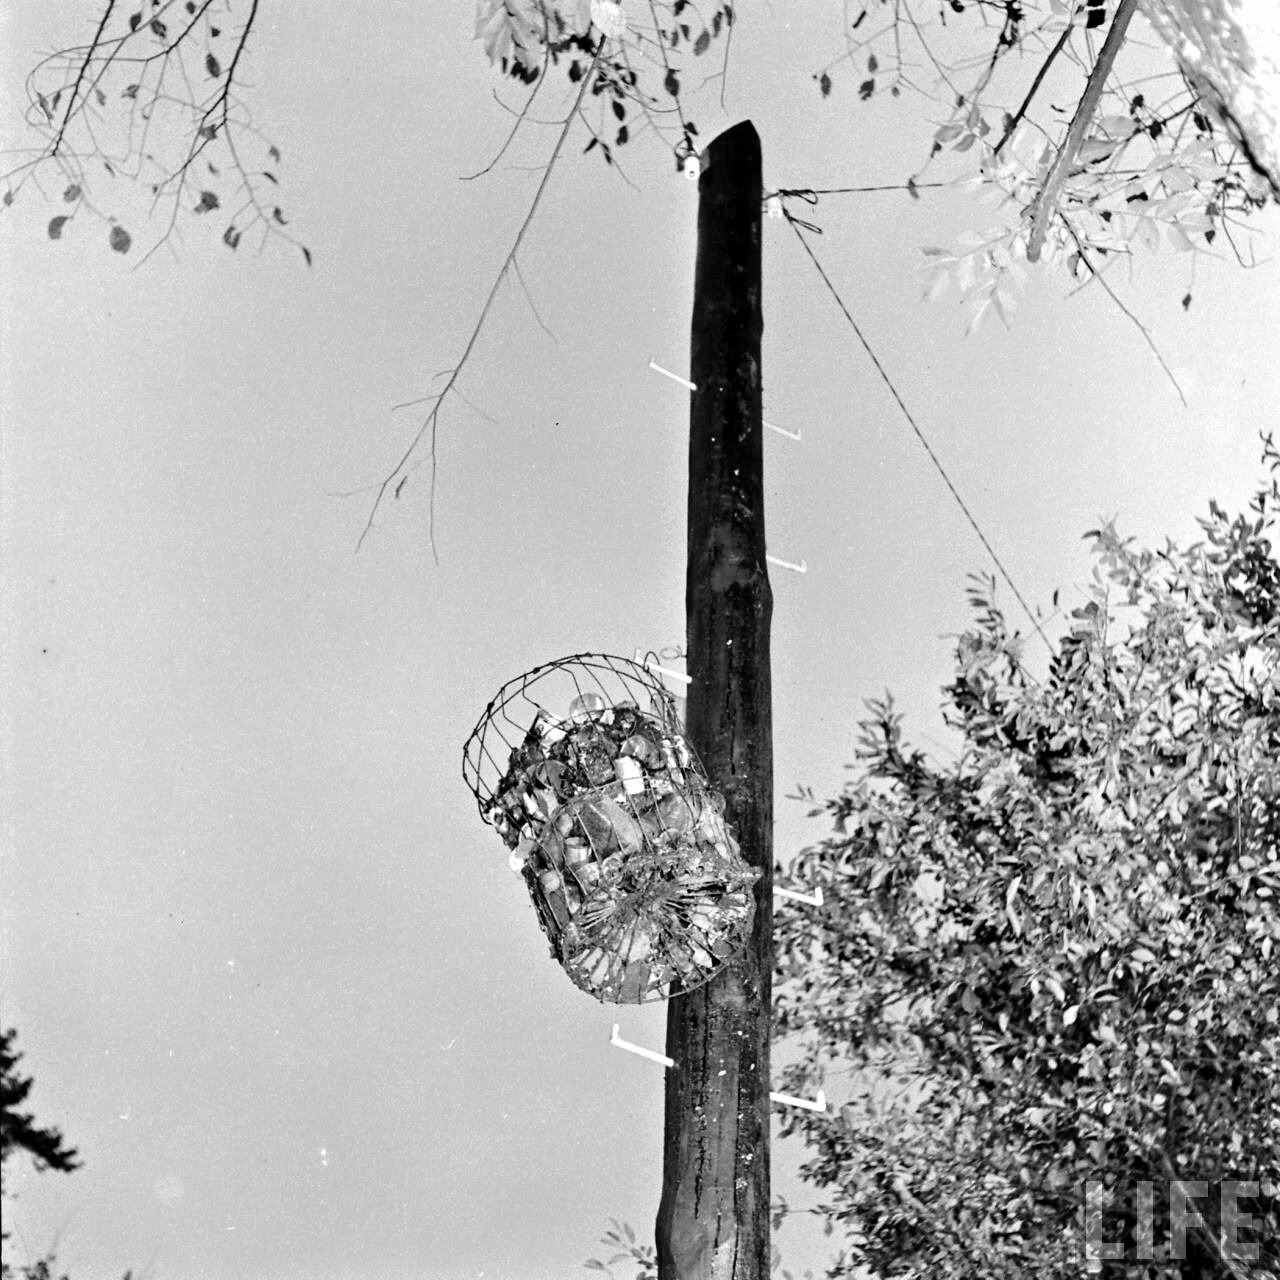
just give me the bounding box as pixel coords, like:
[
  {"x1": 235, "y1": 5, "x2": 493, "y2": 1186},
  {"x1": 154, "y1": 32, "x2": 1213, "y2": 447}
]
[
  {"x1": 779, "y1": 203, "x2": 1052, "y2": 654},
  {"x1": 775, "y1": 181, "x2": 952, "y2": 197}
]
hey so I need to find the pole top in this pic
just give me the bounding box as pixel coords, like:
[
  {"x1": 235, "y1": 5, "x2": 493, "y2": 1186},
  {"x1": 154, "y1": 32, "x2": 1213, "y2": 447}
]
[{"x1": 705, "y1": 119, "x2": 760, "y2": 162}]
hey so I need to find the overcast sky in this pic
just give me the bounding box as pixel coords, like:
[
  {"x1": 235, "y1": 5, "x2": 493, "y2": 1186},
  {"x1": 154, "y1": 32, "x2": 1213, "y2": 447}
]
[{"x1": 2, "y1": 4, "x2": 1278, "y2": 1279}]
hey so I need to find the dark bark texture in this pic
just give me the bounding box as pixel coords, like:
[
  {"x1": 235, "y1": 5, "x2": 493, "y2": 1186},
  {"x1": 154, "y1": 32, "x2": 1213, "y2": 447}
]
[{"x1": 656, "y1": 119, "x2": 774, "y2": 1280}]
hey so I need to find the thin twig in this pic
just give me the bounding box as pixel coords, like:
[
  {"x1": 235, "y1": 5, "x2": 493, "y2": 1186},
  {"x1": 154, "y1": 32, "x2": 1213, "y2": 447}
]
[
  {"x1": 1063, "y1": 218, "x2": 1187, "y2": 406},
  {"x1": 965, "y1": 1, "x2": 1026, "y2": 106},
  {"x1": 992, "y1": 18, "x2": 1074, "y2": 156},
  {"x1": 1026, "y1": 0, "x2": 1139, "y2": 262},
  {"x1": 136, "y1": 0, "x2": 260, "y2": 257},
  {"x1": 51, "y1": 0, "x2": 117, "y2": 155},
  {"x1": 511, "y1": 255, "x2": 556, "y2": 340},
  {"x1": 354, "y1": 42, "x2": 603, "y2": 556},
  {"x1": 775, "y1": 181, "x2": 951, "y2": 197},
  {"x1": 645, "y1": 0, "x2": 691, "y2": 138},
  {"x1": 462, "y1": 44, "x2": 552, "y2": 181},
  {"x1": 718, "y1": 2, "x2": 734, "y2": 110}
]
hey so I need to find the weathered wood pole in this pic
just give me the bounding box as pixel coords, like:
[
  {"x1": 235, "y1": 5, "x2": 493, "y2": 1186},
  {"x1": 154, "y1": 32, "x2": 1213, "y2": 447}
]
[{"x1": 656, "y1": 119, "x2": 773, "y2": 1280}]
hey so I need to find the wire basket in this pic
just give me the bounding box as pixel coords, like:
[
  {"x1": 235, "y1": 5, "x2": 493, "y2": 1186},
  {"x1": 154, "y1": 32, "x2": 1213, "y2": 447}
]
[{"x1": 462, "y1": 653, "x2": 759, "y2": 1003}]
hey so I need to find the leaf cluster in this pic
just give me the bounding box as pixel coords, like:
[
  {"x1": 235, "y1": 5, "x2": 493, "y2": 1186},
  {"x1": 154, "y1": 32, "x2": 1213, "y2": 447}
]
[
  {"x1": 585, "y1": 1218, "x2": 658, "y2": 1279},
  {"x1": 474, "y1": 0, "x2": 735, "y2": 171},
  {"x1": 829, "y1": 1, "x2": 1276, "y2": 327},
  {"x1": 478, "y1": 1, "x2": 1273, "y2": 318},
  {"x1": 3, "y1": 1, "x2": 309, "y2": 265},
  {"x1": 773, "y1": 440, "x2": 1280, "y2": 1278}
]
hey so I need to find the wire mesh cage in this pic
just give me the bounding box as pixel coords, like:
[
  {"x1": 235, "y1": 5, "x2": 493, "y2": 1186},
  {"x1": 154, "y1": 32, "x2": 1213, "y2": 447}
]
[{"x1": 462, "y1": 653, "x2": 759, "y2": 1003}]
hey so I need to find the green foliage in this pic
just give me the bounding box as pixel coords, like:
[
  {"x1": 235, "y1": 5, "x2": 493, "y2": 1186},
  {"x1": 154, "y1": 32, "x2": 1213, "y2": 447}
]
[{"x1": 773, "y1": 440, "x2": 1280, "y2": 1278}]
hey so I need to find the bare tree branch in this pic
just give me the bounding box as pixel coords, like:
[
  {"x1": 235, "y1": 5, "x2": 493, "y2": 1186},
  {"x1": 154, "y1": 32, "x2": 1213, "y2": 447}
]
[
  {"x1": 353, "y1": 43, "x2": 604, "y2": 557},
  {"x1": 51, "y1": 0, "x2": 117, "y2": 156},
  {"x1": 1062, "y1": 215, "x2": 1187, "y2": 406},
  {"x1": 991, "y1": 16, "x2": 1074, "y2": 157}
]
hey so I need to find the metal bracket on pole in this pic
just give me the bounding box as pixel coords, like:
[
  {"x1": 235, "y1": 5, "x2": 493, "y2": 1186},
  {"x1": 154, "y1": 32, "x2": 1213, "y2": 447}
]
[
  {"x1": 769, "y1": 1088, "x2": 828, "y2": 1114},
  {"x1": 648, "y1": 360, "x2": 801, "y2": 441},
  {"x1": 774, "y1": 884, "x2": 824, "y2": 907},
  {"x1": 611, "y1": 1027, "x2": 828, "y2": 1113},
  {"x1": 611, "y1": 1024, "x2": 675, "y2": 1068},
  {"x1": 765, "y1": 554, "x2": 807, "y2": 574},
  {"x1": 634, "y1": 648, "x2": 693, "y2": 687}
]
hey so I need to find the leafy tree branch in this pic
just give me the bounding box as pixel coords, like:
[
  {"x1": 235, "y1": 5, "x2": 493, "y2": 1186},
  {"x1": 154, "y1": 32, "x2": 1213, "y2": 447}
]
[
  {"x1": 4, "y1": 0, "x2": 305, "y2": 261},
  {"x1": 1027, "y1": 0, "x2": 1141, "y2": 261},
  {"x1": 772, "y1": 437, "x2": 1280, "y2": 1279}
]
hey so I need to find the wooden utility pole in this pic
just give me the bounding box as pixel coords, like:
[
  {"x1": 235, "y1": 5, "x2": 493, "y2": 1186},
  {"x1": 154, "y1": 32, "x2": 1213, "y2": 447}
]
[{"x1": 656, "y1": 120, "x2": 773, "y2": 1280}]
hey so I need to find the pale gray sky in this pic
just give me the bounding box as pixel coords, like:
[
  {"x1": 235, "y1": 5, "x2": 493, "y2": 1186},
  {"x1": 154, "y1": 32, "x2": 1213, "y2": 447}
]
[{"x1": 2, "y1": 4, "x2": 1278, "y2": 1279}]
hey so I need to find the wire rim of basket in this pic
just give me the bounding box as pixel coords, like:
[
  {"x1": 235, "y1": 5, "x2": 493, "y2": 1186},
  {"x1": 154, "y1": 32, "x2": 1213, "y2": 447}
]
[{"x1": 461, "y1": 652, "x2": 692, "y2": 823}]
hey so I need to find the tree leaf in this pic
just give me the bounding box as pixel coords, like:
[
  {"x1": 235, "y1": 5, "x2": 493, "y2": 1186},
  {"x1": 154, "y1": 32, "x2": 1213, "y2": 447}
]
[
  {"x1": 1005, "y1": 875, "x2": 1023, "y2": 935},
  {"x1": 693, "y1": 29, "x2": 710, "y2": 55},
  {"x1": 206, "y1": 52, "x2": 222, "y2": 78},
  {"x1": 773, "y1": 450, "x2": 1280, "y2": 1273},
  {"x1": 194, "y1": 190, "x2": 220, "y2": 214},
  {"x1": 663, "y1": 67, "x2": 679, "y2": 97},
  {"x1": 819, "y1": 72, "x2": 832, "y2": 98},
  {"x1": 109, "y1": 224, "x2": 132, "y2": 253},
  {"x1": 47, "y1": 215, "x2": 69, "y2": 240},
  {"x1": 62, "y1": 184, "x2": 82, "y2": 203}
]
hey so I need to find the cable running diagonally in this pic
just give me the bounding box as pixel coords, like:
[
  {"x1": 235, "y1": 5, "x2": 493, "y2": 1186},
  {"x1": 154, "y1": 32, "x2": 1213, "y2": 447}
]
[{"x1": 783, "y1": 209, "x2": 1051, "y2": 652}]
